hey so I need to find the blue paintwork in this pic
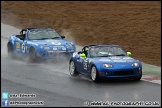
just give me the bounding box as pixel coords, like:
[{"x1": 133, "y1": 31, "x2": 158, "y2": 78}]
[
  {"x1": 70, "y1": 44, "x2": 142, "y2": 79},
  {"x1": 7, "y1": 28, "x2": 76, "y2": 59}
]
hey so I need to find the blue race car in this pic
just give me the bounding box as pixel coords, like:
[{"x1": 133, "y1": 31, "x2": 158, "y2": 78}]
[
  {"x1": 69, "y1": 44, "x2": 142, "y2": 82},
  {"x1": 7, "y1": 28, "x2": 76, "y2": 62}
]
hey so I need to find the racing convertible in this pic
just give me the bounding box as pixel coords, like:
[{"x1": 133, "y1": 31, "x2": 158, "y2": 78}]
[
  {"x1": 69, "y1": 44, "x2": 142, "y2": 82},
  {"x1": 7, "y1": 28, "x2": 76, "y2": 62}
]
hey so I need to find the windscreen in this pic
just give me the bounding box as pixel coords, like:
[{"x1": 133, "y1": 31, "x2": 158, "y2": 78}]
[
  {"x1": 89, "y1": 45, "x2": 127, "y2": 57},
  {"x1": 28, "y1": 30, "x2": 61, "y2": 40}
]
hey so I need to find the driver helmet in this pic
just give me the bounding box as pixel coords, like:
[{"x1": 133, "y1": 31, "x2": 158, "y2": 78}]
[
  {"x1": 85, "y1": 47, "x2": 88, "y2": 51},
  {"x1": 85, "y1": 47, "x2": 88, "y2": 56}
]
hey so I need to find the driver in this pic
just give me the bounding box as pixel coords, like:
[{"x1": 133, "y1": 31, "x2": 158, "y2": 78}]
[
  {"x1": 84, "y1": 47, "x2": 88, "y2": 57},
  {"x1": 79, "y1": 47, "x2": 88, "y2": 59}
]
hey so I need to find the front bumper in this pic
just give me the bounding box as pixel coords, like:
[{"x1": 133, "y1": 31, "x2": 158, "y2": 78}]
[
  {"x1": 35, "y1": 50, "x2": 74, "y2": 59},
  {"x1": 98, "y1": 67, "x2": 142, "y2": 79}
]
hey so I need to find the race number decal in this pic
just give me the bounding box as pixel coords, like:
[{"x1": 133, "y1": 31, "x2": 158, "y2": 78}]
[
  {"x1": 21, "y1": 43, "x2": 25, "y2": 53},
  {"x1": 83, "y1": 62, "x2": 88, "y2": 70},
  {"x1": 16, "y1": 42, "x2": 20, "y2": 48}
]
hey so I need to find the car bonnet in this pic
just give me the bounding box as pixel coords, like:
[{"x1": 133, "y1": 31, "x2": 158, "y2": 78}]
[
  {"x1": 91, "y1": 56, "x2": 137, "y2": 63},
  {"x1": 28, "y1": 39, "x2": 71, "y2": 46}
]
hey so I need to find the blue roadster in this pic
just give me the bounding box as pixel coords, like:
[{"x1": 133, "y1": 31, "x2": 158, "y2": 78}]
[
  {"x1": 7, "y1": 28, "x2": 76, "y2": 62},
  {"x1": 69, "y1": 44, "x2": 142, "y2": 82}
]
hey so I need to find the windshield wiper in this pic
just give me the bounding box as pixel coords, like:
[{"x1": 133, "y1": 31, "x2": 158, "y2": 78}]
[
  {"x1": 51, "y1": 37, "x2": 61, "y2": 39},
  {"x1": 38, "y1": 38, "x2": 51, "y2": 40},
  {"x1": 114, "y1": 54, "x2": 126, "y2": 56},
  {"x1": 37, "y1": 37, "x2": 61, "y2": 40},
  {"x1": 96, "y1": 55, "x2": 110, "y2": 57}
]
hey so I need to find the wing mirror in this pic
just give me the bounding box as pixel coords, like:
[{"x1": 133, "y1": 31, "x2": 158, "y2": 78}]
[
  {"x1": 61, "y1": 36, "x2": 65, "y2": 39},
  {"x1": 127, "y1": 52, "x2": 131, "y2": 56},
  {"x1": 19, "y1": 35, "x2": 24, "y2": 40},
  {"x1": 78, "y1": 51, "x2": 82, "y2": 54}
]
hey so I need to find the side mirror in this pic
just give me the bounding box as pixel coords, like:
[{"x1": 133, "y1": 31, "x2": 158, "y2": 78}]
[
  {"x1": 127, "y1": 52, "x2": 131, "y2": 56},
  {"x1": 61, "y1": 36, "x2": 65, "y2": 39},
  {"x1": 19, "y1": 35, "x2": 24, "y2": 40},
  {"x1": 80, "y1": 53, "x2": 86, "y2": 58},
  {"x1": 78, "y1": 51, "x2": 82, "y2": 54}
]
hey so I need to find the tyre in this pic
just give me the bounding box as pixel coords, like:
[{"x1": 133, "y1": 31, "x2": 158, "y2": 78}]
[
  {"x1": 29, "y1": 47, "x2": 36, "y2": 63},
  {"x1": 133, "y1": 69, "x2": 142, "y2": 81},
  {"x1": 7, "y1": 43, "x2": 15, "y2": 59},
  {"x1": 91, "y1": 65, "x2": 100, "y2": 82},
  {"x1": 69, "y1": 60, "x2": 79, "y2": 76}
]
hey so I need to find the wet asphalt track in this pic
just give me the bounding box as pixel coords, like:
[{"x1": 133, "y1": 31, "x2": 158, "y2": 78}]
[
  {"x1": 1, "y1": 23, "x2": 161, "y2": 107},
  {"x1": 1, "y1": 53, "x2": 161, "y2": 107}
]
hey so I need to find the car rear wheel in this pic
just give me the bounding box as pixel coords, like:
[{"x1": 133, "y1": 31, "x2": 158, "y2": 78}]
[
  {"x1": 91, "y1": 66, "x2": 99, "y2": 82},
  {"x1": 29, "y1": 47, "x2": 36, "y2": 63},
  {"x1": 69, "y1": 60, "x2": 79, "y2": 76},
  {"x1": 7, "y1": 43, "x2": 15, "y2": 59}
]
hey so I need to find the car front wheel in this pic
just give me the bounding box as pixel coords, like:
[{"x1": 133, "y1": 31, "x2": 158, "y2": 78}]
[
  {"x1": 29, "y1": 47, "x2": 36, "y2": 63},
  {"x1": 91, "y1": 66, "x2": 99, "y2": 82},
  {"x1": 7, "y1": 43, "x2": 15, "y2": 59},
  {"x1": 69, "y1": 60, "x2": 79, "y2": 76},
  {"x1": 133, "y1": 69, "x2": 142, "y2": 81}
]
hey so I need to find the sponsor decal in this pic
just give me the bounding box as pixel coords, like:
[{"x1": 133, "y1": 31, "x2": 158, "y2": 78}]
[
  {"x1": 16, "y1": 42, "x2": 20, "y2": 48},
  {"x1": 53, "y1": 46, "x2": 66, "y2": 50},
  {"x1": 51, "y1": 41, "x2": 61, "y2": 45},
  {"x1": 46, "y1": 39, "x2": 61, "y2": 44},
  {"x1": 83, "y1": 62, "x2": 88, "y2": 70}
]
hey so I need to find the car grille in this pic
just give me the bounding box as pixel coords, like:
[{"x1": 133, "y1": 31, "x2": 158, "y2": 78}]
[
  {"x1": 48, "y1": 52, "x2": 73, "y2": 57},
  {"x1": 113, "y1": 70, "x2": 134, "y2": 76},
  {"x1": 49, "y1": 52, "x2": 66, "y2": 56}
]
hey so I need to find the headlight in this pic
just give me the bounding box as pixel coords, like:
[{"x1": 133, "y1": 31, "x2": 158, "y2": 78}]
[
  {"x1": 66, "y1": 43, "x2": 73, "y2": 48},
  {"x1": 40, "y1": 46, "x2": 50, "y2": 50},
  {"x1": 102, "y1": 64, "x2": 113, "y2": 68},
  {"x1": 66, "y1": 42, "x2": 75, "y2": 49},
  {"x1": 67, "y1": 45, "x2": 73, "y2": 48},
  {"x1": 70, "y1": 42, "x2": 74, "y2": 45},
  {"x1": 132, "y1": 62, "x2": 139, "y2": 67}
]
